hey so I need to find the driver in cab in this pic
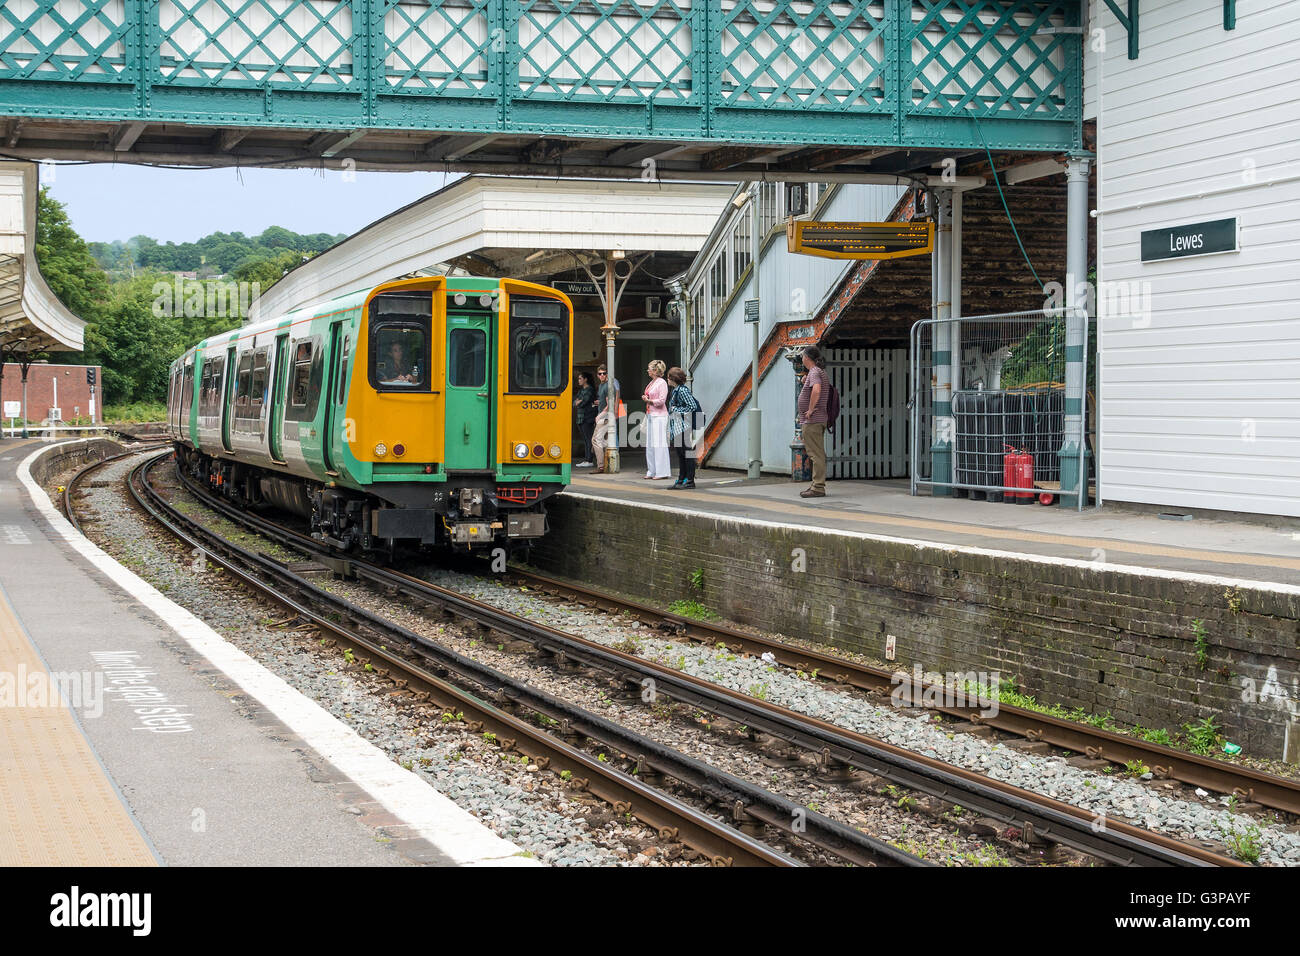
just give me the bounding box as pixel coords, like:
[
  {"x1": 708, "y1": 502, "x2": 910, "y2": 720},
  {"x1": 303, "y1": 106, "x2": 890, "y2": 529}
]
[{"x1": 382, "y1": 340, "x2": 419, "y2": 385}]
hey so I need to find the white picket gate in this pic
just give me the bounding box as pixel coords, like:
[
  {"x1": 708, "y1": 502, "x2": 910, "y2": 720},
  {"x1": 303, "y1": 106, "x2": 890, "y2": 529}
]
[{"x1": 823, "y1": 348, "x2": 923, "y2": 479}]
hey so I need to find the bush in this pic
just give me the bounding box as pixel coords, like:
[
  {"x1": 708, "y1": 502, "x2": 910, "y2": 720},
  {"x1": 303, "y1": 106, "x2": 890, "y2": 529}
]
[{"x1": 102, "y1": 401, "x2": 168, "y2": 423}]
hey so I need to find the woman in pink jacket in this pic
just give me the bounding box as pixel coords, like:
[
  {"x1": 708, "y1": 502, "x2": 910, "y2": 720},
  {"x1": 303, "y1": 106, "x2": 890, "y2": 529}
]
[{"x1": 642, "y1": 359, "x2": 671, "y2": 479}]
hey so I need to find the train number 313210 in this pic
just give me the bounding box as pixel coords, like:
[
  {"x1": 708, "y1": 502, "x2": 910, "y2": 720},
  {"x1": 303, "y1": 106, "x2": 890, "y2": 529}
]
[{"x1": 521, "y1": 400, "x2": 558, "y2": 410}]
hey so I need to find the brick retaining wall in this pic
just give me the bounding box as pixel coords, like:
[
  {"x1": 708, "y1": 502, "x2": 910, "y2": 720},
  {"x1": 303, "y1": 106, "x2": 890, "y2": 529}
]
[{"x1": 531, "y1": 494, "x2": 1300, "y2": 760}]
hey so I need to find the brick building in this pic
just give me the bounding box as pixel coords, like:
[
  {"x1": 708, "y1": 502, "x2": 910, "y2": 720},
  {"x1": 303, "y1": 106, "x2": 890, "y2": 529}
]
[{"x1": 0, "y1": 363, "x2": 102, "y2": 423}]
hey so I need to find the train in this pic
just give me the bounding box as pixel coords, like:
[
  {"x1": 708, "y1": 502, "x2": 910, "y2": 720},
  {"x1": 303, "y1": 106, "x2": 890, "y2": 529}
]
[{"x1": 164, "y1": 276, "x2": 574, "y2": 553}]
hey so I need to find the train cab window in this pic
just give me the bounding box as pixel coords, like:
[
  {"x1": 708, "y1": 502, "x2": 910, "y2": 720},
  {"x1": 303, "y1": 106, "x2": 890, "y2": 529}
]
[
  {"x1": 369, "y1": 292, "x2": 431, "y2": 392},
  {"x1": 290, "y1": 342, "x2": 313, "y2": 407},
  {"x1": 448, "y1": 328, "x2": 486, "y2": 388},
  {"x1": 372, "y1": 325, "x2": 427, "y2": 389},
  {"x1": 508, "y1": 298, "x2": 567, "y2": 393}
]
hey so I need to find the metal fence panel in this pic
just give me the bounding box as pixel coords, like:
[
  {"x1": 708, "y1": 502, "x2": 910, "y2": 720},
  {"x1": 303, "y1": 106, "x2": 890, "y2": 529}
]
[{"x1": 910, "y1": 308, "x2": 1086, "y2": 505}]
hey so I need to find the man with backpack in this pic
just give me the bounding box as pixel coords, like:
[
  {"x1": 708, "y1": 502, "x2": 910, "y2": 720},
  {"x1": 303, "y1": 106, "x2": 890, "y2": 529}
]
[{"x1": 797, "y1": 345, "x2": 836, "y2": 498}]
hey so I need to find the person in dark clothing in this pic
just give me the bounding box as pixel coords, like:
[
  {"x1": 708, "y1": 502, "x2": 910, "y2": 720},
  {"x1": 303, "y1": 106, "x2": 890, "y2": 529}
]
[
  {"x1": 665, "y1": 366, "x2": 703, "y2": 489},
  {"x1": 573, "y1": 371, "x2": 597, "y2": 466},
  {"x1": 797, "y1": 345, "x2": 830, "y2": 498}
]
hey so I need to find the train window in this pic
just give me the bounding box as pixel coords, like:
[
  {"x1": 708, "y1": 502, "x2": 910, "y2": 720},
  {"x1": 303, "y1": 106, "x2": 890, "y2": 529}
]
[
  {"x1": 448, "y1": 328, "x2": 486, "y2": 388},
  {"x1": 337, "y1": 336, "x2": 349, "y2": 404},
  {"x1": 508, "y1": 298, "x2": 567, "y2": 393},
  {"x1": 290, "y1": 342, "x2": 312, "y2": 407},
  {"x1": 181, "y1": 363, "x2": 194, "y2": 420},
  {"x1": 368, "y1": 292, "x2": 431, "y2": 393},
  {"x1": 235, "y1": 353, "x2": 253, "y2": 410},
  {"x1": 372, "y1": 324, "x2": 428, "y2": 390},
  {"x1": 250, "y1": 349, "x2": 268, "y2": 408}
]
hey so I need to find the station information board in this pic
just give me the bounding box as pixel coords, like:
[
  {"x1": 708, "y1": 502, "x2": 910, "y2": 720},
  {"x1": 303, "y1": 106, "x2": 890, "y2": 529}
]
[{"x1": 787, "y1": 219, "x2": 934, "y2": 260}]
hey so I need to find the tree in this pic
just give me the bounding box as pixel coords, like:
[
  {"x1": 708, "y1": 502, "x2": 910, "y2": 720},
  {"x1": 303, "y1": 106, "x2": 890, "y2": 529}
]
[
  {"x1": 232, "y1": 248, "x2": 308, "y2": 289},
  {"x1": 34, "y1": 188, "x2": 110, "y2": 322}
]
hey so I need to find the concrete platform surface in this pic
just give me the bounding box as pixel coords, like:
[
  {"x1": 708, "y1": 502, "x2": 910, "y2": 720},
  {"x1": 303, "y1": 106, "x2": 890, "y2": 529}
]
[
  {"x1": 569, "y1": 464, "x2": 1300, "y2": 588},
  {"x1": 0, "y1": 439, "x2": 531, "y2": 866}
]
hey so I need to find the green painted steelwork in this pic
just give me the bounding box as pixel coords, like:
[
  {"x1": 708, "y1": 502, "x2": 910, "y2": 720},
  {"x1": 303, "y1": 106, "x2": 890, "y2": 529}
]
[
  {"x1": 0, "y1": 0, "x2": 1082, "y2": 152},
  {"x1": 1102, "y1": 0, "x2": 1138, "y2": 60}
]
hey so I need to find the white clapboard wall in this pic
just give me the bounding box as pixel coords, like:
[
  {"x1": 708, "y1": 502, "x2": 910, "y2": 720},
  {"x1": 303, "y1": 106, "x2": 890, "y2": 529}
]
[{"x1": 823, "y1": 348, "x2": 922, "y2": 479}]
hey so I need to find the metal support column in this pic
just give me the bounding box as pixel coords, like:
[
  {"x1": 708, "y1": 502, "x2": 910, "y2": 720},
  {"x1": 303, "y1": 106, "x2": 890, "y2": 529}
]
[
  {"x1": 601, "y1": 253, "x2": 621, "y2": 474},
  {"x1": 1059, "y1": 153, "x2": 1092, "y2": 508},
  {"x1": 929, "y1": 187, "x2": 954, "y2": 495},
  {"x1": 950, "y1": 188, "x2": 963, "y2": 398},
  {"x1": 747, "y1": 182, "x2": 762, "y2": 479}
]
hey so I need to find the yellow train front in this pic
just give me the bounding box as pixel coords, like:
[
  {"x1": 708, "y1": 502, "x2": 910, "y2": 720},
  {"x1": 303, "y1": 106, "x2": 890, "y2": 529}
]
[{"x1": 166, "y1": 276, "x2": 574, "y2": 553}]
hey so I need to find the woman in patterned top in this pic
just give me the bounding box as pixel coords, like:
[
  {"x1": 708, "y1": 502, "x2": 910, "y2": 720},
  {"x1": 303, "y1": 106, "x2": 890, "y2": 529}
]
[{"x1": 666, "y1": 366, "x2": 702, "y2": 489}]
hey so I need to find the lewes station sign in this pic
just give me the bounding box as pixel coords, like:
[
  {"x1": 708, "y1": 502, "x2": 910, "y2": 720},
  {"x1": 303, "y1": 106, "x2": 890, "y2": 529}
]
[{"x1": 1140, "y1": 217, "x2": 1238, "y2": 263}]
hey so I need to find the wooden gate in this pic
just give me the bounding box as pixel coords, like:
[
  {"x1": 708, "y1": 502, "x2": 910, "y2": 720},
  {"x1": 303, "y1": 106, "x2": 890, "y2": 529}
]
[{"x1": 823, "y1": 348, "x2": 923, "y2": 479}]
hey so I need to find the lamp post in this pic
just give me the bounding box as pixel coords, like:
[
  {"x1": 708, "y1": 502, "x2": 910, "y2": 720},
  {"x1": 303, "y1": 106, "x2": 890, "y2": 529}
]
[
  {"x1": 578, "y1": 249, "x2": 647, "y2": 475},
  {"x1": 601, "y1": 251, "x2": 621, "y2": 474}
]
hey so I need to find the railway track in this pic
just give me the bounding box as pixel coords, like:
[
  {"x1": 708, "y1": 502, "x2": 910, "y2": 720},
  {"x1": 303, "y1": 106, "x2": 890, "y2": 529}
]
[
  {"x1": 504, "y1": 569, "x2": 1300, "y2": 821},
  {"x1": 61, "y1": 442, "x2": 168, "y2": 534},
  {"x1": 126, "y1": 450, "x2": 1251, "y2": 867},
  {"x1": 108, "y1": 451, "x2": 933, "y2": 868}
]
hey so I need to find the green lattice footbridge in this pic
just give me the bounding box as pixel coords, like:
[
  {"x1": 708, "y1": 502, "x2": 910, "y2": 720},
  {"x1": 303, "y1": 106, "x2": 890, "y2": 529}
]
[{"x1": 0, "y1": 0, "x2": 1081, "y2": 151}]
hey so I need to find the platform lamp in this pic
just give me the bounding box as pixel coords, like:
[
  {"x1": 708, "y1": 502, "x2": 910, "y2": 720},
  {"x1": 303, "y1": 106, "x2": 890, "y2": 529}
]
[{"x1": 13, "y1": 338, "x2": 32, "y2": 439}]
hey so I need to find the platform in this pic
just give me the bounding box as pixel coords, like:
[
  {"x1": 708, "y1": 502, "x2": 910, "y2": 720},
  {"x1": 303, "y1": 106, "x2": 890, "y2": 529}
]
[
  {"x1": 570, "y1": 462, "x2": 1300, "y2": 588},
  {"x1": 0, "y1": 438, "x2": 532, "y2": 867}
]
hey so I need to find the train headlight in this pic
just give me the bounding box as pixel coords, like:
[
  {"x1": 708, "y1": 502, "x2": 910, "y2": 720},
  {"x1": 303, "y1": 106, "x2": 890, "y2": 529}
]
[
  {"x1": 453, "y1": 293, "x2": 467, "y2": 306},
  {"x1": 393, "y1": 443, "x2": 405, "y2": 458},
  {"x1": 513, "y1": 442, "x2": 529, "y2": 460},
  {"x1": 374, "y1": 442, "x2": 388, "y2": 457},
  {"x1": 532, "y1": 444, "x2": 545, "y2": 458},
  {"x1": 479, "y1": 293, "x2": 494, "y2": 308},
  {"x1": 549, "y1": 444, "x2": 562, "y2": 459}
]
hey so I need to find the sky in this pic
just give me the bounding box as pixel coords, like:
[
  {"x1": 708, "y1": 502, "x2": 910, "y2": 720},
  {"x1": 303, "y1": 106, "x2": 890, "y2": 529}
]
[{"x1": 42, "y1": 163, "x2": 458, "y2": 244}]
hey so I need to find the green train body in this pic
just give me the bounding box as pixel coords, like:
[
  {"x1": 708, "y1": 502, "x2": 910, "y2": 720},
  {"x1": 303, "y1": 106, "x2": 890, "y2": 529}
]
[{"x1": 165, "y1": 276, "x2": 575, "y2": 551}]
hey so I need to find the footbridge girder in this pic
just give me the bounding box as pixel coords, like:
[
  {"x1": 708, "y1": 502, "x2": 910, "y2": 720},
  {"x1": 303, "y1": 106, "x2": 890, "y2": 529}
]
[{"x1": 0, "y1": 1, "x2": 1083, "y2": 176}]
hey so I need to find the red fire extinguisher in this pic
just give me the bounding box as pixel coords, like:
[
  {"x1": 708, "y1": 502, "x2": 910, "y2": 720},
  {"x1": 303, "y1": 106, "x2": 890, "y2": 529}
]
[
  {"x1": 1002, "y1": 444, "x2": 1018, "y2": 505},
  {"x1": 1015, "y1": 447, "x2": 1035, "y2": 504}
]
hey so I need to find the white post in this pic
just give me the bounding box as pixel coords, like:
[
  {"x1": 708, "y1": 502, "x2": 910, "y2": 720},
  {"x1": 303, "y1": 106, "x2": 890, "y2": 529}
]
[
  {"x1": 1060, "y1": 153, "x2": 1093, "y2": 508},
  {"x1": 747, "y1": 182, "x2": 763, "y2": 479},
  {"x1": 930, "y1": 186, "x2": 954, "y2": 494}
]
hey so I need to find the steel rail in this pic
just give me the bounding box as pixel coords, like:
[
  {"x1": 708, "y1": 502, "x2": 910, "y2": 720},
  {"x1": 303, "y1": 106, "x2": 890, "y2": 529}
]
[
  {"x1": 61, "y1": 441, "x2": 169, "y2": 533},
  {"x1": 169, "y1": 461, "x2": 1243, "y2": 868},
  {"x1": 133, "y1": 454, "x2": 932, "y2": 867},
  {"x1": 509, "y1": 568, "x2": 1300, "y2": 819}
]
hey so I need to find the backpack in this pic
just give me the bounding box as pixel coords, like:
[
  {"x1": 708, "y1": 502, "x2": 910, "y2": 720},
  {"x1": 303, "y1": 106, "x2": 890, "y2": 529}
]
[{"x1": 826, "y1": 380, "x2": 841, "y2": 435}]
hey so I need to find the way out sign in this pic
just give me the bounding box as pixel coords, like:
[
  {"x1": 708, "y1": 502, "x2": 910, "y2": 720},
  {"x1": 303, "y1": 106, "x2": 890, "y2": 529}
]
[{"x1": 1140, "y1": 217, "x2": 1238, "y2": 262}]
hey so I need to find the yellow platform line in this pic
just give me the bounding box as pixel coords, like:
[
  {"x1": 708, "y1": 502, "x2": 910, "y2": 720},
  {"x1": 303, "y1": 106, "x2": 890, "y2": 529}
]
[
  {"x1": 572, "y1": 478, "x2": 1300, "y2": 574},
  {"x1": 0, "y1": 588, "x2": 156, "y2": 866}
]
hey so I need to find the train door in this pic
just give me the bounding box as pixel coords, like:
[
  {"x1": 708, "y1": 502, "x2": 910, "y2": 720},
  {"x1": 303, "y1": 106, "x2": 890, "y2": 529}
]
[
  {"x1": 325, "y1": 323, "x2": 350, "y2": 475},
  {"x1": 221, "y1": 345, "x2": 236, "y2": 453},
  {"x1": 321, "y1": 320, "x2": 344, "y2": 475},
  {"x1": 169, "y1": 367, "x2": 181, "y2": 437},
  {"x1": 269, "y1": 334, "x2": 289, "y2": 463},
  {"x1": 445, "y1": 308, "x2": 491, "y2": 470}
]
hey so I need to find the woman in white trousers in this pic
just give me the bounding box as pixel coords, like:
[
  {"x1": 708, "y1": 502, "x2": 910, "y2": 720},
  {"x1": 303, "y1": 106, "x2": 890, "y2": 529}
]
[{"x1": 643, "y1": 359, "x2": 672, "y2": 479}]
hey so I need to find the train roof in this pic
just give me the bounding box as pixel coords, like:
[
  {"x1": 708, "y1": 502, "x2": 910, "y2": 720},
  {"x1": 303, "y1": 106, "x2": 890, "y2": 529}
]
[{"x1": 174, "y1": 285, "x2": 374, "y2": 368}]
